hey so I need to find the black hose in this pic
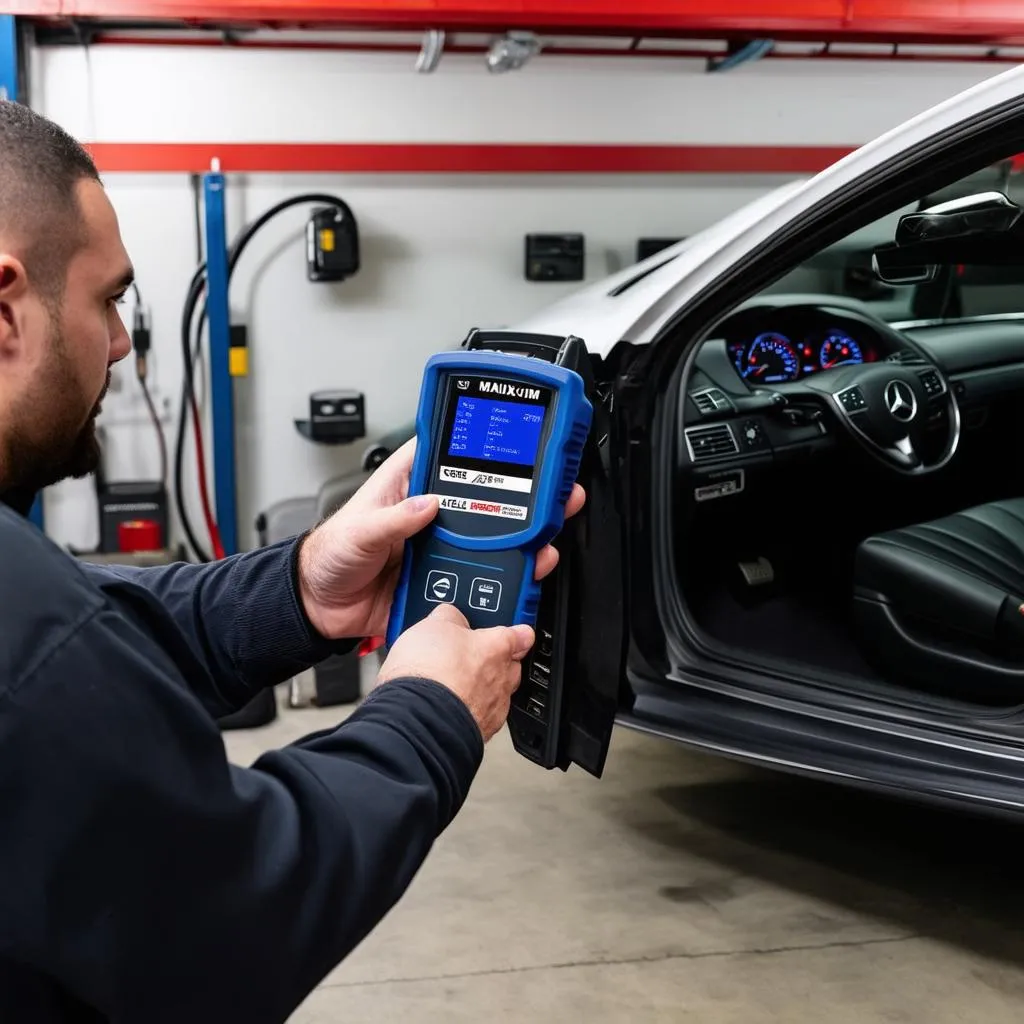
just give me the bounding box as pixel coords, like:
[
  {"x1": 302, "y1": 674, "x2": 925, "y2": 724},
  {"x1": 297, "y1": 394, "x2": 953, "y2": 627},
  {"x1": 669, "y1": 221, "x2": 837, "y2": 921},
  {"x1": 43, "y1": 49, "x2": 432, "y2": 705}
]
[
  {"x1": 138, "y1": 374, "x2": 168, "y2": 487},
  {"x1": 190, "y1": 173, "x2": 203, "y2": 264},
  {"x1": 174, "y1": 266, "x2": 212, "y2": 562}
]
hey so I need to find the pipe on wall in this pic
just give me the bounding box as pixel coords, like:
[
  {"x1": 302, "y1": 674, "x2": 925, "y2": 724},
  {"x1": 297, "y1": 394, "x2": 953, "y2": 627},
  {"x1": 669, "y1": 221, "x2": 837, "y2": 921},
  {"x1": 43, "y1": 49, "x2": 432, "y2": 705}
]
[{"x1": 57, "y1": 33, "x2": 1024, "y2": 65}]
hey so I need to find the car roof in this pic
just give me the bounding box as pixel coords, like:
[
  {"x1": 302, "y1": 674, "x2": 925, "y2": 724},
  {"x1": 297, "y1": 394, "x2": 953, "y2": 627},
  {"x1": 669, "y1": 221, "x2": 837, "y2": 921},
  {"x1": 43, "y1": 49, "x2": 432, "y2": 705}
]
[{"x1": 508, "y1": 64, "x2": 1024, "y2": 358}]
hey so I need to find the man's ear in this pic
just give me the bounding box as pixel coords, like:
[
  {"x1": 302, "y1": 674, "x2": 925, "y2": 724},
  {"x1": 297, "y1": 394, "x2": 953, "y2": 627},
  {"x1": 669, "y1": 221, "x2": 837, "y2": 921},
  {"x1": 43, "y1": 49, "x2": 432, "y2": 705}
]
[{"x1": 0, "y1": 254, "x2": 30, "y2": 358}]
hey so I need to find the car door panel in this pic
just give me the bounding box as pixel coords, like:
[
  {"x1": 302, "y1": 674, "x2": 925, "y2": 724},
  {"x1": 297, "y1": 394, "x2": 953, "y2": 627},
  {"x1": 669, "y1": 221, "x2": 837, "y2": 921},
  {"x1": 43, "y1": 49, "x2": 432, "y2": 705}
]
[{"x1": 460, "y1": 329, "x2": 627, "y2": 777}]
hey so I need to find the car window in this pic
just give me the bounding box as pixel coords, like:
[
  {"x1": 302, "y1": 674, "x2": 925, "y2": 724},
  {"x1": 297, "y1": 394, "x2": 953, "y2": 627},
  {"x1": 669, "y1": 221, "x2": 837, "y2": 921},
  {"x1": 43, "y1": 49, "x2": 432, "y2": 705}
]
[{"x1": 759, "y1": 158, "x2": 1024, "y2": 324}]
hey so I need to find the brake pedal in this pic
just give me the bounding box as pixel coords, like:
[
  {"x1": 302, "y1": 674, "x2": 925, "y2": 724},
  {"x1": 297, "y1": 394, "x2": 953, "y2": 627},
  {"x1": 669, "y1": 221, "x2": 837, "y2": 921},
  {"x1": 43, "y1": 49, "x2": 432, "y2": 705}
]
[
  {"x1": 731, "y1": 556, "x2": 778, "y2": 607},
  {"x1": 738, "y1": 557, "x2": 774, "y2": 588}
]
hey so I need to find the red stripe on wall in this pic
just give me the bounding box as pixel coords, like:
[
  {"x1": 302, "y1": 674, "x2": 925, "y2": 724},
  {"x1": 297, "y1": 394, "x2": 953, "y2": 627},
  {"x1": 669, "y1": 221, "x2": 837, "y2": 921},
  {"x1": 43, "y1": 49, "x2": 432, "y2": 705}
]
[{"x1": 84, "y1": 142, "x2": 854, "y2": 174}]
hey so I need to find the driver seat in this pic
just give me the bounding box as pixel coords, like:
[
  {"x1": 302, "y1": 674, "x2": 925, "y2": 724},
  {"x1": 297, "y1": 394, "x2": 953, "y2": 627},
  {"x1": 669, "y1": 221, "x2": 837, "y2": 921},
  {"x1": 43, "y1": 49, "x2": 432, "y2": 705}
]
[{"x1": 853, "y1": 499, "x2": 1024, "y2": 702}]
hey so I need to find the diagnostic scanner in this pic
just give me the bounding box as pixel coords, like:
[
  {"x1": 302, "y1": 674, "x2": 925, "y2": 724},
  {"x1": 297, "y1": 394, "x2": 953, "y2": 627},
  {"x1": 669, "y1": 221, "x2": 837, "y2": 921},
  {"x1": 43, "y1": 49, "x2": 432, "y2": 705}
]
[{"x1": 386, "y1": 346, "x2": 592, "y2": 645}]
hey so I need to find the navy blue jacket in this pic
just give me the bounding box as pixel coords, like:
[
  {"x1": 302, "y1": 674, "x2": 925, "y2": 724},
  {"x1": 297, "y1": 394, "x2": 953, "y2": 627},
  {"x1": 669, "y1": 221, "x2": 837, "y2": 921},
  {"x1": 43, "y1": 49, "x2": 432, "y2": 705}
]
[{"x1": 0, "y1": 503, "x2": 484, "y2": 1023}]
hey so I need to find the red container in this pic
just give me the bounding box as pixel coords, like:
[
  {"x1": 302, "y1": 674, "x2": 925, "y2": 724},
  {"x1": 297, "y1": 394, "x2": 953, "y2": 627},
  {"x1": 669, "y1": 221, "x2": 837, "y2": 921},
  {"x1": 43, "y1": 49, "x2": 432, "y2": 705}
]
[{"x1": 117, "y1": 518, "x2": 162, "y2": 553}]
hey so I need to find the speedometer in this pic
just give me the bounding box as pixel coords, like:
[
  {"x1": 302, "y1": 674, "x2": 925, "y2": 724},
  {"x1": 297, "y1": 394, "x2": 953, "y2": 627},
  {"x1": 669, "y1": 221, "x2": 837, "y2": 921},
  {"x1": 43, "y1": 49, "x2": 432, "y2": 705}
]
[
  {"x1": 819, "y1": 331, "x2": 863, "y2": 369},
  {"x1": 741, "y1": 333, "x2": 800, "y2": 383}
]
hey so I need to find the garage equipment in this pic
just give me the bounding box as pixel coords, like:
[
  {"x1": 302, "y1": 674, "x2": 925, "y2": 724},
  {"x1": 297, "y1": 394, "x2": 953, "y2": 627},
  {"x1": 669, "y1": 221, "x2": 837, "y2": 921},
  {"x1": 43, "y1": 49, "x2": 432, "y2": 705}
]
[
  {"x1": 306, "y1": 204, "x2": 360, "y2": 282},
  {"x1": 525, "y1": 233, "x2": 585, "y2": 281},
  {"x1": 295, "y1": 389, "x2": 366, "y2": 444},
  {"x1": 385, "y1": 332, "x2": 592, "y2": 763},
  {"x1": 177, "y1": 182, "x2": 360, "y2": 562}
]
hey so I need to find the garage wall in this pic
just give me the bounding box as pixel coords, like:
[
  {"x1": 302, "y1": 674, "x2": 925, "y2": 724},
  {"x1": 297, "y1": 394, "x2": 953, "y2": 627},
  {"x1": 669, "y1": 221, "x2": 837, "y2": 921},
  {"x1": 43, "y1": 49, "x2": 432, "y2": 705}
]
[{"x1": 27, "y1": 43, "x2": 1006, "y2": 550}]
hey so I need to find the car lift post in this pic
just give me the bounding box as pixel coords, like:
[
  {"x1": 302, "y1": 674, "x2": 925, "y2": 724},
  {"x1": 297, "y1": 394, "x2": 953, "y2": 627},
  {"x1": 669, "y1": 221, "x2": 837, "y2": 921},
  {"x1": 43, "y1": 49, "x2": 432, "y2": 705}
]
[
  {"x1": 1, "y1": 15, "x2": 44, "y2": 533},
  {"x1": 202, "y1": 165, "x2": 239, "y2": 556}
]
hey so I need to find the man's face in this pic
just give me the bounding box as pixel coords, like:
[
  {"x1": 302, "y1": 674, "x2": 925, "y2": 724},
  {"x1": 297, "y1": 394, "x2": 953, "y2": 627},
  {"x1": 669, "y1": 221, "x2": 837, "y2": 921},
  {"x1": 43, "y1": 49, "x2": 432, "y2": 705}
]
[{"x1": 0, "y1": 179, "x2": 133, "y2": 498}]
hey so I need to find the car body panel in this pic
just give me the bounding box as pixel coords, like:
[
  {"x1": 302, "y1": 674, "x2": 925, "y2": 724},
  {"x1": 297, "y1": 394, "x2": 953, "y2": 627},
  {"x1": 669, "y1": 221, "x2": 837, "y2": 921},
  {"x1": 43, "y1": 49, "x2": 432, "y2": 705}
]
[{"x1": 621, "y1": 675, "x2": 1024, "y2": 817}]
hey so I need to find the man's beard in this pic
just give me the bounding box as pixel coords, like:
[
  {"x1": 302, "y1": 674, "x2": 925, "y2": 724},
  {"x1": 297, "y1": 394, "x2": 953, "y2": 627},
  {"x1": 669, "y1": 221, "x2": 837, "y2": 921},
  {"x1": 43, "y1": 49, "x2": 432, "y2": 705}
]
[{"x1": 0, "y1": 320, "x2": 110, "y2": 514}]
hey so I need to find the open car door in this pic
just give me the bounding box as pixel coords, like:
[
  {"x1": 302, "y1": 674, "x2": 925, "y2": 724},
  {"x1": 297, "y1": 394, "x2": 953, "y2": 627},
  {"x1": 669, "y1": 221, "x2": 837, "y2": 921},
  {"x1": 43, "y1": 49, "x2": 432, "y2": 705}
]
[{"x1": 461, "y1": 328, "x2": 628, "y2": 777}]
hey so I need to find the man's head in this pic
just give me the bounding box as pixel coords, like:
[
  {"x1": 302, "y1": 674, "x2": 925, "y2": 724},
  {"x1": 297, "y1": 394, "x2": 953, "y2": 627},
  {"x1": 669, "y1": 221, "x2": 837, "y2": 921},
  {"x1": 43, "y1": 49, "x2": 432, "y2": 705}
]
[{"x1": 0, "y1": 101, "x2": 133, "y2": 506}]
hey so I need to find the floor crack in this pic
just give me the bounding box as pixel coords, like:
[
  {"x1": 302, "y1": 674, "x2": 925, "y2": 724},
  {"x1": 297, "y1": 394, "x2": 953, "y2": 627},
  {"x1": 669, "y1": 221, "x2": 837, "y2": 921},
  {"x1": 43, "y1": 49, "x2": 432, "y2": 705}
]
[{"x1": 324, "y1": 933, "x2": 921, "y2": 990}]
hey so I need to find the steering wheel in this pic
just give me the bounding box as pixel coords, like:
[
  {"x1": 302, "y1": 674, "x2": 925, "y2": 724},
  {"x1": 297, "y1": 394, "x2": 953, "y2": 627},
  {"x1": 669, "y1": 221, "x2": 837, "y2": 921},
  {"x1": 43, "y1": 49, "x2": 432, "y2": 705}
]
[{"x1": 799, "y1": 358, "x2": 961, "y2": 475}]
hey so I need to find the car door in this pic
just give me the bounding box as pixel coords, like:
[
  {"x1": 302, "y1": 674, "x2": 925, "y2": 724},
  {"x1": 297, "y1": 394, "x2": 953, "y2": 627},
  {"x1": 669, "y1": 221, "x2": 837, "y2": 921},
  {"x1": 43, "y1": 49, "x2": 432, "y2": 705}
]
[
  {"x1": 596, "y1": 68, "x2": 1024, "y2": 741},
  {"x1": 459, "y1": 328, "x2": 628, "y2": 777}
]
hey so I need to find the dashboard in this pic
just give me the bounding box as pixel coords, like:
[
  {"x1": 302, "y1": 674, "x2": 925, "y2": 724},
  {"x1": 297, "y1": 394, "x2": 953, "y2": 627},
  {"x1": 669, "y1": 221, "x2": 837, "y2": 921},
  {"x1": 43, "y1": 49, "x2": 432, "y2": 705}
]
[
  {"x1": 722, "y1": 307, "x2": 884, "y2": 385},
  {"x1": 681, "y1": 295, "x2": 1024, "y2": 484}
]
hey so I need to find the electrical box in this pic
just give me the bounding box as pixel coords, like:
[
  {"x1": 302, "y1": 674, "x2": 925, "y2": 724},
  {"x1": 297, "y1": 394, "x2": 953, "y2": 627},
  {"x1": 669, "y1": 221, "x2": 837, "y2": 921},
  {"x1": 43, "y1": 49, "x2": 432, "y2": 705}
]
[
  {"x1": 636, "y1": 237, "x2": 684, "y2": 261},
  {"x1": 306, "y1": 206, "x2": 360, "y2": 283},
  {"x1": 296, "y1": 390, "x2": 366, "y2": 444},
  {"x1": 525, "y1": 233, "x2": 585, "y2": 282},
  {"x1": 98, "y1": 480, "x2": 169, "y2": 554}
]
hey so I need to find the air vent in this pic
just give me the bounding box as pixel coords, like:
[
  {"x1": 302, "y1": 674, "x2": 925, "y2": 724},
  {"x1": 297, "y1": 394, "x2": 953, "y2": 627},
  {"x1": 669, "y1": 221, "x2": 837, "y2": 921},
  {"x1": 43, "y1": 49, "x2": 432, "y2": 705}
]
[
  {"x1": 690, "y1": 387, "x2": 734, "y2": 415},
  {"x1": 685, "y1": 423, "x2": 740, "y2": 462},
  {"x1": 887, "y1": 351, "x2": 926, "y2": 366}
]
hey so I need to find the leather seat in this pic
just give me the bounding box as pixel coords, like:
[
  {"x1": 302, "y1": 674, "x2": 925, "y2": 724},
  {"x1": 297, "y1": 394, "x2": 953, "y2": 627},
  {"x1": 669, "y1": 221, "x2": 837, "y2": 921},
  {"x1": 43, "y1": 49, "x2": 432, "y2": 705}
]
[{"x1": 853, "y1": 498, "x2": 1024, "y2": 700}]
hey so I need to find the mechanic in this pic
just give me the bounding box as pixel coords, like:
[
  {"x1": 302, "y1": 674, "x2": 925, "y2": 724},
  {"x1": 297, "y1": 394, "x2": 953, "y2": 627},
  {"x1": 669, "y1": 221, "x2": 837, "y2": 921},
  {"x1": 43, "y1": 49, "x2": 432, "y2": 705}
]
[{"x1": 0, "y1": 100, "x2": 585, "y2": 1023}]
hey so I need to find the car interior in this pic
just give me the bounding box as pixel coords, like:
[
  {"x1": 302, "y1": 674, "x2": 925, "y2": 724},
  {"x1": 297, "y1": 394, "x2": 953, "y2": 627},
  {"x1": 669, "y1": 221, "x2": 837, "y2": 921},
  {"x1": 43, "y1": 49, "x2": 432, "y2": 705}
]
[{"x1": 675, "y1": 158, "x2": 1024, "y2": 711}]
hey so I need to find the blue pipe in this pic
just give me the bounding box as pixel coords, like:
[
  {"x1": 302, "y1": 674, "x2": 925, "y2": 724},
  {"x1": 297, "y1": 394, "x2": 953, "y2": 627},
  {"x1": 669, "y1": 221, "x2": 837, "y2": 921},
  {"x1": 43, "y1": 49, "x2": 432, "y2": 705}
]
[
  {"x1": 202, "y1": 172, "x2": 238, "y2": 556},
  {"x1": 708, "y1": 38, "x2": 774, "y2": 73},
  {"x1": 0, "y1": 16, "x2": 16, "y2": 102}
]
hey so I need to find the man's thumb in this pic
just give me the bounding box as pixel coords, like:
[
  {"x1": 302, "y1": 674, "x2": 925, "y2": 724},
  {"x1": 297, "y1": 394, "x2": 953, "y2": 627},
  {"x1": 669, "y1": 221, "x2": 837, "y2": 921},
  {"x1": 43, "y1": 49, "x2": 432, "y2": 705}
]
[{"x1": 361, "y1": 494, "x2": 438, "y2": 548}]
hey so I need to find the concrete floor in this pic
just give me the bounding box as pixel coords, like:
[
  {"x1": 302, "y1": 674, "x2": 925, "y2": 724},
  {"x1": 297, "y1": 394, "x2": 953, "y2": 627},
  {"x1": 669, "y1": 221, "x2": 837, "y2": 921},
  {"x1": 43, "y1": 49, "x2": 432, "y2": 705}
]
[{"x1": 224, "y1": 687, "x2": 1024, "y2": 1023}]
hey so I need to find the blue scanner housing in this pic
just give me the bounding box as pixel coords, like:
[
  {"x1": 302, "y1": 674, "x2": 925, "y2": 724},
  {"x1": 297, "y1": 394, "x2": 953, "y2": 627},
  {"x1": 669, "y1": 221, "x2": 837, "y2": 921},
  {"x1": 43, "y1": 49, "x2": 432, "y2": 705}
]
[{"x1": 386, "y1": 350, "x2": 593, "y2": 646}]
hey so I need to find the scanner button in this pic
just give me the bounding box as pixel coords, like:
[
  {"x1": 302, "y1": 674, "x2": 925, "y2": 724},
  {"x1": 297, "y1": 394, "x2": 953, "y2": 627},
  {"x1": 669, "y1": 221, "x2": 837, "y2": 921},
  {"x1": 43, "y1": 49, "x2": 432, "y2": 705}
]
[
  {"x1": 425, "y1": 570, "x2": 458, "y2": 604},
  {"x1": 526, "y1": 697, "x2": 546, "y2": 721},
  {"x1": 469, "y1": 577, "x2": 502, "y2": 612}
]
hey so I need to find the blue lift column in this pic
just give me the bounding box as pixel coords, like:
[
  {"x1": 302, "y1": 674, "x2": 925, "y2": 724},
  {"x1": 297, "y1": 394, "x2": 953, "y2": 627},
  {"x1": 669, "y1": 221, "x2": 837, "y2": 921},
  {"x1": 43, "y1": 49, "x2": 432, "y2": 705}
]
[
  {"x1": 202, "y1": 167, "x2": 239, "y2": 556},
  {"x1": 0, "y1": 15, "x2": 44, "y2": 533},
  {"x1": 0, "y1": 15, "x2": 16, "y2": 102}
]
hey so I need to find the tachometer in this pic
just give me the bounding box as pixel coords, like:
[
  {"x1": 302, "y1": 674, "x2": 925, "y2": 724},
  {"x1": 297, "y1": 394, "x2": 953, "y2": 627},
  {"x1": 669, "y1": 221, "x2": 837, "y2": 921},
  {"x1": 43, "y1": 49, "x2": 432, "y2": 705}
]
[
  {"x1": 819, "y1": 331, "x2": 863, "y2": 370},
  {"x1": 741, "y1": 332, "x2": 800, "y2": 383}
]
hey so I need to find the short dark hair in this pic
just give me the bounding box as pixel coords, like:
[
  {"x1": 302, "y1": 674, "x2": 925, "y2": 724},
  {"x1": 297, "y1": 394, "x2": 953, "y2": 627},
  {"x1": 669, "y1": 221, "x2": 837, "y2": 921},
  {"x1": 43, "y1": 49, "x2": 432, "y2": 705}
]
[{"x1": 0, "y1": 100, "x2": 100, "y2": 305}]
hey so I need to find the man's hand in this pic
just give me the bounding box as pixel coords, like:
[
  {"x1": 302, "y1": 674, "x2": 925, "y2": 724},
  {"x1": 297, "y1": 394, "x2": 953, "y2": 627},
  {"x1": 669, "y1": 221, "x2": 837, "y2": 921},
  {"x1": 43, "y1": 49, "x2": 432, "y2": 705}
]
[
  {"x1": 378, "y1": 604, "x2": 533, "y2": 741},
  {"x1": 297, "y1": 438, "x2": 586, "y2": 641}
]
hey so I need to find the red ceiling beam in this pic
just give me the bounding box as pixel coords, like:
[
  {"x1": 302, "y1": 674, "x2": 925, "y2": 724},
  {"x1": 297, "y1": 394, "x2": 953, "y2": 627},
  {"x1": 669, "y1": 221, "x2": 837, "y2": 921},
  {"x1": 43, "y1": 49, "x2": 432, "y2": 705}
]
[{"x1": 11, "y1": 1, "x2": 1024, "y2": 45}]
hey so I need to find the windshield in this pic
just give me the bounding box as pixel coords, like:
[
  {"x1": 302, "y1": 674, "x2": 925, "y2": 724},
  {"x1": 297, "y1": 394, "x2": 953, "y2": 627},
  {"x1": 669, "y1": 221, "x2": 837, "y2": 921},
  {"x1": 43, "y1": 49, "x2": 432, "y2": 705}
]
[{"x1": 760, "y1": 158, "x2": 1024, "y2": 325}]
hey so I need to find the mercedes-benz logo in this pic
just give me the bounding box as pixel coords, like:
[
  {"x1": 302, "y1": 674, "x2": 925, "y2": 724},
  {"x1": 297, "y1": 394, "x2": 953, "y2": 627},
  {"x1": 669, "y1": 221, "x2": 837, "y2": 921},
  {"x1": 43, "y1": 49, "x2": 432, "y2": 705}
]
[{"x1": 884, "y1": 380, "x2": 917, "y2": 422}]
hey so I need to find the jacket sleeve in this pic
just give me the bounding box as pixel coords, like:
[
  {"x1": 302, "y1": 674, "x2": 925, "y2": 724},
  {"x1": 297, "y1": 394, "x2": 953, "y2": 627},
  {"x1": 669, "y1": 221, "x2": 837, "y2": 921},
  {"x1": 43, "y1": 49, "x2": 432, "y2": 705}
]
[
  {"x1": 6, "y1": 607, "x2": 483, "y2": 1024},
  {"x1": 79, "y1": 538, "x2": 354, "y2": 703}
]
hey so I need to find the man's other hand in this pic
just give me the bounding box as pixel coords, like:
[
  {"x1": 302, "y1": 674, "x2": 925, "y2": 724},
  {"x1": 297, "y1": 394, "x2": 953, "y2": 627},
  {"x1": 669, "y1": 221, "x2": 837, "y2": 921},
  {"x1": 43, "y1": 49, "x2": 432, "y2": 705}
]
[
  {"x1": 297, "y1": 438, "x2": 586, "y2": 641},
  {"x1": 378, "y1": 604, "x2": 533, "y2": 741}
]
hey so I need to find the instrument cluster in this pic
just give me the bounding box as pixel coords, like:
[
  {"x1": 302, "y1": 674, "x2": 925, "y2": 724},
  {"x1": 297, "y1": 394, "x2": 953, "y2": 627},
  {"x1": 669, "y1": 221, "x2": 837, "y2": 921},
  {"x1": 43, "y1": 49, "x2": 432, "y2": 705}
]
[{"x1": 727, "y1": 326, "x2": 880, "y2": 385}]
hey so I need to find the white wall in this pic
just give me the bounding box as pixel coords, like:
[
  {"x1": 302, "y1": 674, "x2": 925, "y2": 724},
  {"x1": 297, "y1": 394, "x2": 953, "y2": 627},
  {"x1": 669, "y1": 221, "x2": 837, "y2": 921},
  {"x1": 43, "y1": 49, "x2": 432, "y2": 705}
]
[{"x1": 28, "y1": 44, "x2": 1007, "y2": 552}]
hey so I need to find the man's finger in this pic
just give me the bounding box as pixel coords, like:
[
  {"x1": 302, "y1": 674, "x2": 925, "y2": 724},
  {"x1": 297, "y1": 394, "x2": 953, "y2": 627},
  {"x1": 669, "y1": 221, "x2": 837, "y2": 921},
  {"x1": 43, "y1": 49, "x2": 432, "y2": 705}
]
[
  {"x1": 352, "y1": 494, "x2": 438, "y2": 552},
  {"x1": 480, "y1": 623, "x2": 534, "y2": 660},
  {"x1": 534, "y1": 545, "x2": 560, "y2": 581},
  {"x1": 428, "y1": 602, "x2": 470, "y2": 628},
  {"x1": 508, "y1": 624, "x2": 535, "y2": 660},
  {"x1": 565, "y1": 484, "x2": 586, "y2": 519}
]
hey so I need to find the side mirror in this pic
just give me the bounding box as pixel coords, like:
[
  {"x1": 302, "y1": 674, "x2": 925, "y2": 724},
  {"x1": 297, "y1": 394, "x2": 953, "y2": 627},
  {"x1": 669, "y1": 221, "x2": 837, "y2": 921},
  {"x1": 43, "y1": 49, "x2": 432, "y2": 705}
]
[{"x1": 895, "y1": 190, "x2": 1022, "y2": 245}]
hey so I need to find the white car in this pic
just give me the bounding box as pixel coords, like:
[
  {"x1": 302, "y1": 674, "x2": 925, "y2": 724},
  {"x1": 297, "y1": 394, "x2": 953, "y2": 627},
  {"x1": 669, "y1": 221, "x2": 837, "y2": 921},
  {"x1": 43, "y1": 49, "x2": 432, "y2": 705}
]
[{"x1": 390, "y1": 65, "x2": 1024, "y2": 814}]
